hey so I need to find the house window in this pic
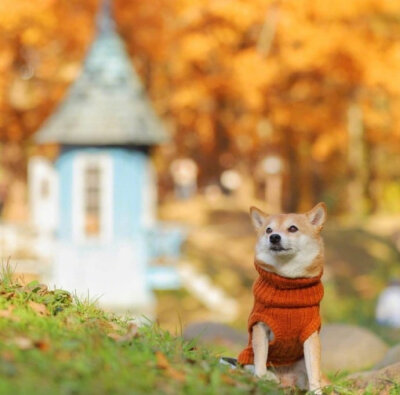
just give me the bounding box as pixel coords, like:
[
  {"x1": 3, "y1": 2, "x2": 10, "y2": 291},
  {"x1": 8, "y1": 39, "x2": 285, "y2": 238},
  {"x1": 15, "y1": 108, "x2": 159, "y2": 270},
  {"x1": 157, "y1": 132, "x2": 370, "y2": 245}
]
[
  {"x1": 40, "y1": 179, "x2": 50, "y2": 199},
  {"x1": 84, "y1": 163, "x2": 101, "y2": 236},
  {"x1": 73, "y1": 154, "x2": 113, "y2": 242}
]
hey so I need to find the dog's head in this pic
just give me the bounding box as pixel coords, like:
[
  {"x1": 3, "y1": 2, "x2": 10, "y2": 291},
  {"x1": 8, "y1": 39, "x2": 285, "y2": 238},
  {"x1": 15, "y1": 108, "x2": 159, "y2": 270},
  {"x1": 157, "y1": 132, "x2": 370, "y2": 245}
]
[{"x1": 250, "y1": 203, "x2": 327, "y2": 278}]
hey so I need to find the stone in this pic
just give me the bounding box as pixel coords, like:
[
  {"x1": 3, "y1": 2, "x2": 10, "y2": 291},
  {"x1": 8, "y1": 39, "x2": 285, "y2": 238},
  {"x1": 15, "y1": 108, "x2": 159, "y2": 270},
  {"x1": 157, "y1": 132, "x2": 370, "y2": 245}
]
[
  {"x1": 374, "y1": 344, "x2": 400, "y2": 370},
  {"x1": 320, "y1": 324, "x2": 388, "y2": 373},
  {"x1": 183, "y1": 321, "x2": 247, "y2": 347},
  {"x1": 348, "y1": 362, "x2": 400, "y2": 393}
]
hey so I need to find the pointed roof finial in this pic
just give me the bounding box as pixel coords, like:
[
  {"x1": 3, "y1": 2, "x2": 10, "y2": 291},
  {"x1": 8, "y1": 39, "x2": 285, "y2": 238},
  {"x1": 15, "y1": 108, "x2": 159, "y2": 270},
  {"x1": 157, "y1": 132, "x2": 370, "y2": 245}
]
[{"x1": 97, "y1": 0, "x2": 115, "y2": 34}]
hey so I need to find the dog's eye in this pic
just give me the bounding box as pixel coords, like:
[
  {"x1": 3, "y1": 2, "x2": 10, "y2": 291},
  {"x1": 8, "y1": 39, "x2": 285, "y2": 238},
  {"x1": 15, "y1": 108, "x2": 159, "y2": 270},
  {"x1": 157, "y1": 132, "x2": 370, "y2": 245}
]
[
  {"x1": 288, "y1": 225, "x2": 298, "y2": 233},
  {"x1": 266, "y1": 227, "x2": 273, "y2": 234}
]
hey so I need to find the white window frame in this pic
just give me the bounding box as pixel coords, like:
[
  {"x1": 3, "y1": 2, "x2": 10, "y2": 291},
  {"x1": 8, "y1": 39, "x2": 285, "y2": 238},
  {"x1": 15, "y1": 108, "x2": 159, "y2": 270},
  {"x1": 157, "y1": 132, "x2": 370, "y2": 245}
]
[
  {"x1": 29, "y1": 157, "x2": 59, "y2": 233},
  {"x1": 72, "y1": 153, "x2": 113, "y2": 243}
]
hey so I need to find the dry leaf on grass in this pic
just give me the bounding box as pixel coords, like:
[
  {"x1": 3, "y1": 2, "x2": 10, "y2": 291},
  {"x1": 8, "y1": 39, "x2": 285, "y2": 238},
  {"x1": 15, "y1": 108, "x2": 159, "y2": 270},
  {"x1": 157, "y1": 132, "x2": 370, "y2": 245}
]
[
  {"x1": 0, "y1": 305, "x2": 20, "y2": 322},
  {"x1": 155, "y1": 351, "x2": 186, "y2": 382},
  {"x1": 12, "y1": 336, "x2": 34, "y2": 350},
  {"x1": 34, "y1": 339, "x2": 50, "y2": 351},
  {"x1": 23, "y1": 283, "x2": 48, "y2": 294},
  {"x1": 185, "y1": 357, "x2": 196, "y2": 365},
  {"x1": 108, "y1": 321, "x2": 124, "y2": 332},
  {"x1": 9, "y1": 336, "x2": 50, "y2": 352},
  {"x1": 221, "y1": 374, "x2": 236, "y2": 385},
  {"x1": 36, "y1": 284, "x2": 49, "y2": 296},
  {"x1": 156, "y1": 351, "x2": 170, "y2": 369},
  {"x1": 107, "y1": 332, "x2": 121, "y2": 341},
  {"x1": 2, "y1": 292, "x2": 15, "y2": 300},
  {"x1": 166, "y1": 367, "x2": 186, "y2": 382},
  {"x1": 28, "y1": 301, "x2": 49, "y2": 316},
  {"x1": 107, "y1": 323, "x2": 138, "y2": 342}
]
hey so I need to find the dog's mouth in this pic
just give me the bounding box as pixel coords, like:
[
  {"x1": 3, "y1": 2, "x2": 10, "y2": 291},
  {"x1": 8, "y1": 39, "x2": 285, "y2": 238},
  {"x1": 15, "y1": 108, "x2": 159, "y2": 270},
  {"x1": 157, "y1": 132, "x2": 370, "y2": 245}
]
[{"x1": 270, "y1": 245, "x2": 292, "y2": 252}]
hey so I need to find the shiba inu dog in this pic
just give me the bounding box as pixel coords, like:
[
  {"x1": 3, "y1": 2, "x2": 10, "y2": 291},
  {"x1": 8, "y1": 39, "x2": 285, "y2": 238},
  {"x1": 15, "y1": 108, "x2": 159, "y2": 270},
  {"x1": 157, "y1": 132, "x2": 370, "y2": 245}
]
[{"x1": 237, "y1": 202, "x2": 327, "y2": 393}]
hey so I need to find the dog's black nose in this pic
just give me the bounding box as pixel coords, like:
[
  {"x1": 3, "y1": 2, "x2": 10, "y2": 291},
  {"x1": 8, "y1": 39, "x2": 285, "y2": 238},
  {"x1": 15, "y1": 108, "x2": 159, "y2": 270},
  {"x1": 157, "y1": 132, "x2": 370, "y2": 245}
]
[{"x1": 270, "y1": 234, "x2": 281, "y2": 244}]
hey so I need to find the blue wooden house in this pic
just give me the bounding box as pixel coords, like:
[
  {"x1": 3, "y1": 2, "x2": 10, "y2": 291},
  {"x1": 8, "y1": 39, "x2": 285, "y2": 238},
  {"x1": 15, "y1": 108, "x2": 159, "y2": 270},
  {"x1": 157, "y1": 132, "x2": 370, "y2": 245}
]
[{"x1": 29, "y1": 1, "x2": 182, "y2": 314}]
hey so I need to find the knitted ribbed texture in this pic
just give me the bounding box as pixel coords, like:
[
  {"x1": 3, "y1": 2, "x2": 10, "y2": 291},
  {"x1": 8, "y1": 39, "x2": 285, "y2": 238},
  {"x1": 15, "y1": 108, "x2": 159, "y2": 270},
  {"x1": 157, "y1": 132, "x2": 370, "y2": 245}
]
[{"x1": 238, "y1": 262, "x2": 324, "y2": 367}]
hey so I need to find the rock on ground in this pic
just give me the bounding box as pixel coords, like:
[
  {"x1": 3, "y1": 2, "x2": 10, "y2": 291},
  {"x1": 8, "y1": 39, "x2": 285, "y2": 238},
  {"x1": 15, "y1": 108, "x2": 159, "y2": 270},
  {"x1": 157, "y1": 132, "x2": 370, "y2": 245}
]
[
  {"x1": 183, "y1": 321, "x2": 247, "y2": 347},
  {"x1": 375, "y1": 343, "x2": 400, "y2": 370},
  {"x1": 348, "y1": 362, "x2": 400, "y2": 394},
  {"x1": 320, "y1": 323, "x2": 388, "y2": 373}
]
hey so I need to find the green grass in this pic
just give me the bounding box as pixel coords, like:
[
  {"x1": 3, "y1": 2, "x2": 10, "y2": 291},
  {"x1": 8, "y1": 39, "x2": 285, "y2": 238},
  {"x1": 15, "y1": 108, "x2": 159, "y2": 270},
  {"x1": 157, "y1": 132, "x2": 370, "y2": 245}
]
[
  {"x1": 0, "y1": 266, "x2": 287, "y2": 395},
  {"x1": 0, "y1": 263, "x2": 394, "y2": 394}
]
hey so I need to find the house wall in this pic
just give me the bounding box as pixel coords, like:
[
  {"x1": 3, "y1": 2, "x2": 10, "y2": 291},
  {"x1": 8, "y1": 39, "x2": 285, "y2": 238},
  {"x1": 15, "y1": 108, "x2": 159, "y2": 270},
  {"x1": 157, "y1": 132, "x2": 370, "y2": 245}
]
[
  {"x1": 56, "y1": 146, "x2": 153, "y2": 241},
  {"x1": 52, "y1": 145, "x2": 156, "y2": 312}
]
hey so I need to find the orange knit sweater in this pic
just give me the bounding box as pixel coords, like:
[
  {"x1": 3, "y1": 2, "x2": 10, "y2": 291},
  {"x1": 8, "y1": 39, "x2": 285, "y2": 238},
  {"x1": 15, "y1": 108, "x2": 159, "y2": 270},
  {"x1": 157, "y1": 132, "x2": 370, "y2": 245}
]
[{"x1": 238, "y1": 263, "x2": 324, "y2": 367}]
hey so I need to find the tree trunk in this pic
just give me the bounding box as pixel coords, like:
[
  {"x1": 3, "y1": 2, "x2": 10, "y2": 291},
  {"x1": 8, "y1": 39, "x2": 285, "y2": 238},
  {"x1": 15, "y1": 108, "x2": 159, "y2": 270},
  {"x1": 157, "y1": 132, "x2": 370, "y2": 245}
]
[{"x1": 347, "y1": 102, "x2": 370, "y2": 217}]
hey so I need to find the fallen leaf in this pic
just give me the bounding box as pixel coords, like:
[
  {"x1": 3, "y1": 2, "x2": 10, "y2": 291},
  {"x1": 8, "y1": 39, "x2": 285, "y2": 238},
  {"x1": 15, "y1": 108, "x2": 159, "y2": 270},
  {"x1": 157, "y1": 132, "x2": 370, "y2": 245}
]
[
  {"x1": 221, "y1": 374, "x2": 236, "y2": 385},
  {"x1": 109, "y1": 321, "x2": 124, "y2": 332},
  {"x1": 155, "y1": 351, "x2": 185, "y2": 382},
  {"x1": 36, "y1": 284, "x2": 49, "y2": 295},
  {"x1": 13, "y1": 336, "x2": 33, "y2": 350},
  {"x1": 166, "y1": 367, "x2": 186, "y2": 382},
  {"x1": 34, "y1": 339, "x2": 50, "y2": 351},
  {"x1": 28, "y1": 301, "x2": 49, "y2": 316},
  {"x1": 24, "y1": 282, "x2": 48, "y2": 294},
  {"x1": 124, "y1": 323, "x2": 139, "y2": 339},
  {"x1": 2, "y1": 292, "x2": 15, "y2": 300},
  {"x1": 185, "y1": 357, "x2": 196, "y2": 364},
  {"x1": 107, "y1": 333, "x2": 121, "y2": 341},
  {"x1": 0, "y1": 305, "x2": 20, "y2": 322},
  {"x1": 107, "y1": 323, "x2": 138, "y2": 342},
  {"x1": 156, "y1": 351, "x2": 170, "y2": 370}
]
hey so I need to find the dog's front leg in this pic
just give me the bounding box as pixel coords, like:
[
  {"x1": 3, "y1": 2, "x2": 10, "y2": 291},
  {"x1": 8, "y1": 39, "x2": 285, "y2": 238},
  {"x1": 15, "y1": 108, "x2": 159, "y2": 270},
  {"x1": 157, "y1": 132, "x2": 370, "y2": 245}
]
[
  {"x1": 252, "y1": 322, "x2": 278, "y2": 382},
  {"x1": 252, "y1": 322, "x2": 268, "y2": 377},
  {"x1": 304, "y1": 331, "x2": 322, "y2": 393}
]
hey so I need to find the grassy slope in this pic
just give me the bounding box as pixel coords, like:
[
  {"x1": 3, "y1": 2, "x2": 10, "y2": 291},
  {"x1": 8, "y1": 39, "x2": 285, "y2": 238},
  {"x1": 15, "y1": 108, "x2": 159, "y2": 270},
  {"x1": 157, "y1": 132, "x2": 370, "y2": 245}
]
[
  {"x1": 0, "y1": 268, "x2": 288, "y2": 395},
  {"x1": 0, "y1": 267, "x2": 390, "y2": 393}
]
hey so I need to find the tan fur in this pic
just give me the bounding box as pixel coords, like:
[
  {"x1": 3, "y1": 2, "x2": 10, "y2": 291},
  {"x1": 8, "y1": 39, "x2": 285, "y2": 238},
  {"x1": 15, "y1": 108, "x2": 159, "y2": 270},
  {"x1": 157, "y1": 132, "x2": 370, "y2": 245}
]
[
  {"x1": 248, "y1": 203, "x2": 328, "y2": 392},
  {"x1": 250, "y1": 202, "x2": 326, "y2": 278}
]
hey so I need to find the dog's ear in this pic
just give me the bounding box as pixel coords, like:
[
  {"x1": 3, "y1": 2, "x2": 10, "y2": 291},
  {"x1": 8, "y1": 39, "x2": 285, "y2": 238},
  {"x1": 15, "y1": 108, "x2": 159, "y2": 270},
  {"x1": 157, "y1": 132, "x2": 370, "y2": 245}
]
[
  {"x1": 306, "y1": 202, "x2": 327, "y2": 230},
  {"x1": 250, "y1": 206, "x2": 268, "y2": 231}
]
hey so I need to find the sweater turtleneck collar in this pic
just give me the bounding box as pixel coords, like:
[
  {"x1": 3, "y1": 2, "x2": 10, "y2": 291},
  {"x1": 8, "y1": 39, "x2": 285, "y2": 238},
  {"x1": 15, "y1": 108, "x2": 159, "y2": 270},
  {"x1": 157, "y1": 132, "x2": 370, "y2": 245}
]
[
  {"x1": 253, "y1": 261, "x2": 324, "y2": 308},
  {"x1": 254, "y1": 261, "x2": 322, "y2": 290}
]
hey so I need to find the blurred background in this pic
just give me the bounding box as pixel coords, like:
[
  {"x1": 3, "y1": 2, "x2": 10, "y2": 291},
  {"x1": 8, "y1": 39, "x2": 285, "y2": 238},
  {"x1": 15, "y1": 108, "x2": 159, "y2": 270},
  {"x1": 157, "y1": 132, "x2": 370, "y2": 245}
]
[{"x1": 1, "y1": 0, "x2": 400, "y2": 371}]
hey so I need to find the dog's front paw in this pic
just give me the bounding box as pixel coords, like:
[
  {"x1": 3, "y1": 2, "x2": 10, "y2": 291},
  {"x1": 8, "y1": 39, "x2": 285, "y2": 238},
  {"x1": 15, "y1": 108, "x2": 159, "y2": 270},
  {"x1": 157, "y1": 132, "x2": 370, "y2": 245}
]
[
  {"x1": 254, "y1": 366, "x2": 266, "y2": 378},
  {"x1": 309, "y1": 384, "x2": 323, "y2": 395},
  {"x1": 255, "y1": 370, "x2": 280, "y2": 384}
]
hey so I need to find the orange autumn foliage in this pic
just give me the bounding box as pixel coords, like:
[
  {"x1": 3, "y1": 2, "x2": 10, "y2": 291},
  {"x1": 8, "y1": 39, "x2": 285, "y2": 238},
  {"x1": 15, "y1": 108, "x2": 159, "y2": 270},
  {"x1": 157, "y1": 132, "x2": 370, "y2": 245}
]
[
  {"x1": 1, "y1": 0, "x2": 400, "y2": 212},
  {"x1": 115, "y1": 0, "x2": 400, "y2": 211},
  {"x1": 0, "y1": 0, "x2": 98, "y2": 141}
]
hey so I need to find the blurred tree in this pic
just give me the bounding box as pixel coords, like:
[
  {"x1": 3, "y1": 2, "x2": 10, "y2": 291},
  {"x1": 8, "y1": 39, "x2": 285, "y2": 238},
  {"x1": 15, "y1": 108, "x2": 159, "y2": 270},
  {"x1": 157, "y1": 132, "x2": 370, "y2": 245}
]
[
  {"x1": 0, "y1": 0, "x2": 98, "y2": 218},
  {"x1": 0, "y1": 0, "x2": 98, "y2": 141},
  {"x1": 1, "y1": 0, "x2": 400, "y2": 215},
  {"x1": 115, "y1": 0, "x2": 400, "y2": 213}
]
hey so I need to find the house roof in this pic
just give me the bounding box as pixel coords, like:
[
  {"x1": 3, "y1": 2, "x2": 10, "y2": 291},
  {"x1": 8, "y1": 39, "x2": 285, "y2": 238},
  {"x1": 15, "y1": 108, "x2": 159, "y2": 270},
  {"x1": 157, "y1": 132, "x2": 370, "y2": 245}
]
[{"x1": 35, "y1": 1, "x2": 167, "y2": 146}]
